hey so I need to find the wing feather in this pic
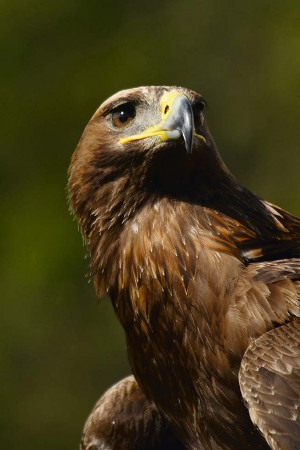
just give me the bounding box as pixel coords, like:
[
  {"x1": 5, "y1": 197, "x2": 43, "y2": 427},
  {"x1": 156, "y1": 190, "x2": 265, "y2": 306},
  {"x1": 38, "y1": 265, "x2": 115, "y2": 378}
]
[{"x1": 239, "y1": 321, "x2": 300, "y2": 450}]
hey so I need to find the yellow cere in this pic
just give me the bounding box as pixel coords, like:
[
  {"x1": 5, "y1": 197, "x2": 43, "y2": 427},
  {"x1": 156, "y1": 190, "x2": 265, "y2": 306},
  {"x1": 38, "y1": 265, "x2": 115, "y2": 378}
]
[
  {"x1": 119, "y1": 90, "x2": 206, "y2": 145},
  {"x1": 119, "y1": 91, "x2": 182, "y2": 145},
  {"x1": 161, "y1": 91, "x2": 207, "y2": 143},
  {"x1": 160, "y1": 91, "x2": 183, "y2": 118}
]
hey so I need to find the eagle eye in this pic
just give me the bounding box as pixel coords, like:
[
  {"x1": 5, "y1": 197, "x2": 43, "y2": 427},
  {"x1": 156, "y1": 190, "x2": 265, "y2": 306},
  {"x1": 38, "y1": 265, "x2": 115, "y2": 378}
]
[
  {"x1": 194, "y1": 100, "x2": 206, "y2": 126},
  {"x1": 111, "y1": 102, "x2": 136, "y2": 128}
]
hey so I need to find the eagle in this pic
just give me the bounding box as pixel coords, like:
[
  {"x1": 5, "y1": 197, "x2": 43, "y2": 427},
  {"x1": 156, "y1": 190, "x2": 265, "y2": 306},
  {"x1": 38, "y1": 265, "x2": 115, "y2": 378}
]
[{"x1": 68, "y1": 86, "x2": 300, "y2": 450}]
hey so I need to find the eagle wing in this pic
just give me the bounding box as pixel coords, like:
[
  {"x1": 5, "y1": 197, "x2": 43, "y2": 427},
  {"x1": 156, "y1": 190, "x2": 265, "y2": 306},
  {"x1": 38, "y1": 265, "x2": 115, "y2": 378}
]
[
  {"x1": 239, "y1": 253, "x2": 300, "y2": 449},
  {"x1": 80, "y1": 375, "x2": 185, "y2": 450},
  {"x1": 226, "y1": 200, "x2": 300, "y2": 449},
  {"x1": 239, "y1": 320, "x2": 300, "y2": 450},
  {"x1": 239, "y1": 201, "x2": 300, "y2": 263}
]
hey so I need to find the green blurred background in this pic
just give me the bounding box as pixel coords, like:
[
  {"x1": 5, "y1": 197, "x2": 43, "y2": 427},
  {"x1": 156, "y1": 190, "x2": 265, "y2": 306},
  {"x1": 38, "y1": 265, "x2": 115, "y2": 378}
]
[{"x1": 2, "y1": 1, "x2": 300, "y2": 448}]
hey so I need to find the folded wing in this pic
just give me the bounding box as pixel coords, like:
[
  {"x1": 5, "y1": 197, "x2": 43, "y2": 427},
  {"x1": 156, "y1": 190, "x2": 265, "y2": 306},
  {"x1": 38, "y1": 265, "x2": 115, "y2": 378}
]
[{"x1": 239, "y1": 320, "x2": 300, "y2": 450}]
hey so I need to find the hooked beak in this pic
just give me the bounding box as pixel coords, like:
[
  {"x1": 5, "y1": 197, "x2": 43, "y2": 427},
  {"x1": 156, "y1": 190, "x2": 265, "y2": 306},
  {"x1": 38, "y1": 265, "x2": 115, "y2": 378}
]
[{"x1": 119, "y1": 91, "x2": 206, "y2": 153}]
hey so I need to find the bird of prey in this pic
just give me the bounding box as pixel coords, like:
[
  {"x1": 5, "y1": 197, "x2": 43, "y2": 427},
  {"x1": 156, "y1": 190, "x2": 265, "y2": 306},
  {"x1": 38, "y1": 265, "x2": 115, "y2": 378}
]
[{"x1": 69, "y1": 86, "x2": 300, "y2": 450}]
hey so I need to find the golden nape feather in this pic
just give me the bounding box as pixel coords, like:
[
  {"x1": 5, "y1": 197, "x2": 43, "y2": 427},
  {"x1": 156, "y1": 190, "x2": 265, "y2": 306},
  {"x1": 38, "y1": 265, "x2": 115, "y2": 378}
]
[{"x1": 69, "y1": 86, "x2": 300, "y2": 450}]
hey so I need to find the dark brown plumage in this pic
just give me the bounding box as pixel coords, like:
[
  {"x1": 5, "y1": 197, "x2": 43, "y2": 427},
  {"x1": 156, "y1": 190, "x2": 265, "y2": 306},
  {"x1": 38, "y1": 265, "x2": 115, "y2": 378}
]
[
  {"x1": 69, "y1": 86, "x2": 300, "y2": 450},
  {"x1": 80, "y1": 376, "x2": 185, "y2": 450}
]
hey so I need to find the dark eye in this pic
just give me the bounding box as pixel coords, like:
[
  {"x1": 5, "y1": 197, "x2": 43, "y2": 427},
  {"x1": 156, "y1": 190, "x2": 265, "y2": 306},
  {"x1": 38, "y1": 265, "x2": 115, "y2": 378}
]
[
  {"x1": 196, "y1": 100, "x2": 206, "y2": 114},
  {"x1": 194, "y1": 100, "x2": 206, "y2": 124},
  {"x1": 111, "y1": 103, "x2": 136, "y2": 128}
]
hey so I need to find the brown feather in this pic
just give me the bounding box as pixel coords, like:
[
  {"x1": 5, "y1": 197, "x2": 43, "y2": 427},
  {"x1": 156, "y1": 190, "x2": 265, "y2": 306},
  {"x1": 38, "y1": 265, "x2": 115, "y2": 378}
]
[
  {"x1": 81, "y1": 376, "x2": 185, "y2": 450},
  {"x1": 239, "y1": 320, "x2": 300, "y2": 450},
  {"x1": 69, "y1": 86, "x2": 300, "y2": 449}
]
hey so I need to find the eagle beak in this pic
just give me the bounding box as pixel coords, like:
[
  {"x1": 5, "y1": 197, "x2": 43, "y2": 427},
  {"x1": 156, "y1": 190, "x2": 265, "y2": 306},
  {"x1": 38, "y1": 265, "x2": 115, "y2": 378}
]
[{"x1": 119, "y1": 92, "x2": 206, "y2": 153}]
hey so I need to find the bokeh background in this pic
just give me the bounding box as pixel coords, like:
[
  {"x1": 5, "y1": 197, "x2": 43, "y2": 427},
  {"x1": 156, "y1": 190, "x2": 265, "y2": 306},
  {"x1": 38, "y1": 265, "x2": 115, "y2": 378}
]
[{"x1": 2, "y1": 1, "x2": 300, "y2": 448}]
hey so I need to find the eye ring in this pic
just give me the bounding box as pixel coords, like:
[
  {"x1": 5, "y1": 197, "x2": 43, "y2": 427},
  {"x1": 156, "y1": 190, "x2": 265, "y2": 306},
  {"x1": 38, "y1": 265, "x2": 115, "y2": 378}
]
[{"x1": 111, "y1": 102, "x2": 136, "y2": 128}]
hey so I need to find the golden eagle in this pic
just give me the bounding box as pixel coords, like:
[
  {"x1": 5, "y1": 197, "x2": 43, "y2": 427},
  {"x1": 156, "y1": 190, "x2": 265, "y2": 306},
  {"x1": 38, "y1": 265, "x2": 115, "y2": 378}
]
[{"x1": 69, "y1": 87, "x2": 300, "y2": 450}]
